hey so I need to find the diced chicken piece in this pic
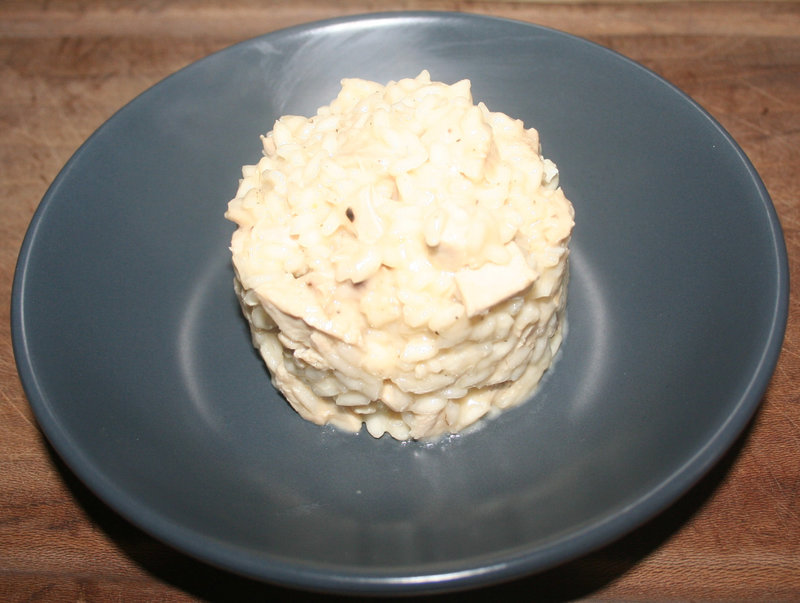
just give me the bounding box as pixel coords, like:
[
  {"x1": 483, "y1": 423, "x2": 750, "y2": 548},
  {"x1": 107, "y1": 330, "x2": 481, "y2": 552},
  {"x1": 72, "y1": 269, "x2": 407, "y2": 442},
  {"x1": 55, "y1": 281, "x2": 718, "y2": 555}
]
[{"x1": 455, "y1": 242, "x2": 537, "y2": 317}]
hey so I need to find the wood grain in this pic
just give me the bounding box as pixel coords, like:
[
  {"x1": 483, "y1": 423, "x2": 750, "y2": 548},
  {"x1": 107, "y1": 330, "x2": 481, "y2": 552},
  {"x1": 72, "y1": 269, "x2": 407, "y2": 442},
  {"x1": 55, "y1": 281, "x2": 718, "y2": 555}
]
[{"x1": 2, "y1": 1, "x2": 799, "y2": 600}]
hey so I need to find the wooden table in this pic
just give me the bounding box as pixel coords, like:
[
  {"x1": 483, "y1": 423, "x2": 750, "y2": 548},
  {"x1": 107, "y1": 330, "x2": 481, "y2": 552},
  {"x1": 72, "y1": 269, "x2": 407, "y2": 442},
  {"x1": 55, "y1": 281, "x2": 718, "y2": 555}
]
[{"x1": 2, "y1": 1, "x2": 798, "y2": 600}]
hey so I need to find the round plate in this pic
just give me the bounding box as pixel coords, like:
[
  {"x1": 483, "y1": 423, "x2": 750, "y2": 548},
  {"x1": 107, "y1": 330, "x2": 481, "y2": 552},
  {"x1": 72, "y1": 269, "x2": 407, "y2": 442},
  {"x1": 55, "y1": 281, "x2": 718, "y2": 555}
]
[{"x1": 12, "y1": 12, "x2": 788, "y2": 596}]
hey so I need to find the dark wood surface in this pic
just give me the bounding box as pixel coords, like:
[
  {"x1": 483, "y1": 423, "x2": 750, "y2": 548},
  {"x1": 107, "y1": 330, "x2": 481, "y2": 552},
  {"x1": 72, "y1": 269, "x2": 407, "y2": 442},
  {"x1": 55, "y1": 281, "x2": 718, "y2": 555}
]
[{"x1": 2, "y1": 1, "x2": 799, "y2": 600}]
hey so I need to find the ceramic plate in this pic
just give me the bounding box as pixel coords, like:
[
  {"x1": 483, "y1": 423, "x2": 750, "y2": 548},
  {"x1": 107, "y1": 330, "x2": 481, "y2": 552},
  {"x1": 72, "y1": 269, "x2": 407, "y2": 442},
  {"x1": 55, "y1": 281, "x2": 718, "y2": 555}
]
[{"x1": 12, "y1": 12, "x2": 788, "y2": 595}]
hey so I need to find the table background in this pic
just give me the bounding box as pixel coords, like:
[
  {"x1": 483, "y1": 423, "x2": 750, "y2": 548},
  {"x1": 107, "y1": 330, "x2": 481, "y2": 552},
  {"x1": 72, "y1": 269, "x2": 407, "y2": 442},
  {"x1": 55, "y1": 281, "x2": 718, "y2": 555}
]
[{"x1": 1, "y1": 1, "x2": 799, "y2": 600}]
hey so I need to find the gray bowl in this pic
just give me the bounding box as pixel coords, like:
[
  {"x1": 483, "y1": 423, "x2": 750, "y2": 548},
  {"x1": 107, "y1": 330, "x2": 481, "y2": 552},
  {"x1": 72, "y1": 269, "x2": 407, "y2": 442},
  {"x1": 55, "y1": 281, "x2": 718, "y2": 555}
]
[{"x1": 11, "y1": 12, "x2": 788, "y2": 596}]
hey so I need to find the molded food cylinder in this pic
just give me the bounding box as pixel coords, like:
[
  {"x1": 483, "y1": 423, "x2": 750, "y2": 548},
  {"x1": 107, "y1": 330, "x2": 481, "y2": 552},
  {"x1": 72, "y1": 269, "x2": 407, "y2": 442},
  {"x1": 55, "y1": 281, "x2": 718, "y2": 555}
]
[{"x1": 226, "y1": 71, "x2": 574, "y2": 440}]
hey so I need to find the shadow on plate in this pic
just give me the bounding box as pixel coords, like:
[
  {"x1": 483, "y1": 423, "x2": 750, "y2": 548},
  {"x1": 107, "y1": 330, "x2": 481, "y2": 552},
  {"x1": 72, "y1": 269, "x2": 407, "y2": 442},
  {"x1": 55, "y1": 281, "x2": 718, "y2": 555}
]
[{"x1": 48, "y1": 415, "x2": 754, "y2": 601}]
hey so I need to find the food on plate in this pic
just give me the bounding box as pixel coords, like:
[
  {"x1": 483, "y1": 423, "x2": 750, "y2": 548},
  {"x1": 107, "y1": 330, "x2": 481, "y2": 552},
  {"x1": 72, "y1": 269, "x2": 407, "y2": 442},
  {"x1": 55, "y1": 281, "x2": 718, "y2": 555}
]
[{"x1": 225, "y1": 71, "x2": 574, "y2": 440}]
